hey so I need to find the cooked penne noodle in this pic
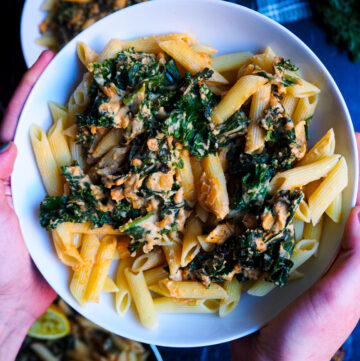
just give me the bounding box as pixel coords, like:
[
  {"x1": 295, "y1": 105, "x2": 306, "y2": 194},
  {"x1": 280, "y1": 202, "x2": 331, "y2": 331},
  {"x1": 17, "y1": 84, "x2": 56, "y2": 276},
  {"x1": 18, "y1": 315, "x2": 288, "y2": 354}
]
[
  {"x1": 30, "y1": 125, "x2": 62, "y2": 196},
  {"x1": 70, "y1": 234, "x2": 100, "y2": 304},
  {"x1": 36, "y1": 33, "x2": 57, "y2": 48},
  {"x1": 325, "y1": 192, "x2": 342, "y2": 223},
  {"x1": 181, "y1": 216, "x2": 202, "y2": 267},
  {"x1": 132, "y1": 248, "x2": 165, "y2": 273},
  {"x1": 298, "y1": 129, "x2": 335, "y2": 166},
  {"x1": 245, "y1": 83, "x2": 271, "y2": 153},
  {"x1": 281, "y1": 94, "x2": 298, "y2": 117},
  {"x1": 121, "y1": 33, "x2": 196, "y2": 53},
  {"x1": 49, "y1": 101, "x2": 68, "y2": 125},
  {"x1": 303, "y1": 216, "x2": 323, "y2": 256},
  {"x1": 63, "y1": 124, "x2": 78, "y2": 138},
  {"x1": 92, "y1": 128, "x2": 123, "y2": 159},
  {"x1": 115, "y1": 257, "x2": 133, "y2": 316},
  {"x1": 69, "y1": 139, "x2": 86, "y2": 169},
  {"x1": 71, "y1": 222, "x2": 122, "y2": 235},
  {"x1": 191, "y1": 43, "x2": 218, "y2": 55},
  {"x1": 200, "y1": 154, "x2": 230, "y2": 219},
  {"x1": 219, "y1": 278, "x2": 242, "y2": 317},
  {"x1": 48, "y1": 118, "x2": 72, "y2": 168},
  {"x1": 269, "y1": 155, "x2": 340, "y2": 192},
  {"x1": 41, "y1": 0, "x2": 56, "y2": 11},
  {"x1": 211, "y1": 75, "x2": 268, "y2": 124},
  {"x1": 211, "y1": 51, "x2": 253, "y2": 72},
  {"x1": 177, "y1": 149, "x2": 196, "y2": 206},
  {"x1": 287, "y1": 78, "x2": 321, "y2": 98},
  {"x1": 125, "y1": 268, "x2": 158, "y2": 329},
  {"x1": 250, "y1": 46, "x2": 276, "y2": 73},
  {"x1": 295, "y1": 199, "x2": 311, "y2": 223},
  {"x1": 143, "y1": 265, "x2": 168, "y2": 286},
  {"x1": 72, "y1": 233, "x2": 83, "y2": 248},
  {"x1": 154, "y1": 297, "x2": 220, "y2": 314},
  {"x1": 197, "y1": 235, "x2": 216, "y2": 252},
  {"x1": 77, "y1": 41, "x2": 98, "y2": 67},
  {"x1": 159, "y1": 279, "x2": 227, "y2": 299},
  {"x1": 292, "y1": 94, "x2": 319, "y2": 124},
  {"x1": 293, "y1": 218, "x2": 304, "y2": 242},
  {"x1": 83, "y1": 235, "x2": 117, "y2": 303},
  {"x1": 158, "y1": 39, "x2": 228, "y2": 84},
  {"x1": 96, "y1": 39, "x2": 123, "y2": 63},
  {"x1": 309, "y1": 157, "x2": 347, "y2": 225},
  {"x1": 68, "y1": 72, "x2": 92, "y2": 116},
  {"x1": 102, "y1": 276, "x2": 119, "y2": 293},
  {"x1": 163, "y1": 239, "x2": 182, "y2": 281},
  {"x1": 51, "y1": 230, "x2": 83, "y2": 268},
  {"x1": 195, "y1": 203, "x2": 209, "y2": 223}
]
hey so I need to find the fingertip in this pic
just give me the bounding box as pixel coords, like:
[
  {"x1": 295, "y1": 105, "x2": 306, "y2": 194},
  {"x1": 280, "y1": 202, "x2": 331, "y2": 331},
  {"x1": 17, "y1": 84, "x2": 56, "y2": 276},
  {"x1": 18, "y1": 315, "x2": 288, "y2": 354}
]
[
  {"x1": 342, "y1": 206, "x2": 360, "y2": 252},
  {"x1": 0, "y1": 142, "x2": 17, "y2": 180},
  {"x1": 39, "y1": 50, "x2": 55, "y2": 64}
]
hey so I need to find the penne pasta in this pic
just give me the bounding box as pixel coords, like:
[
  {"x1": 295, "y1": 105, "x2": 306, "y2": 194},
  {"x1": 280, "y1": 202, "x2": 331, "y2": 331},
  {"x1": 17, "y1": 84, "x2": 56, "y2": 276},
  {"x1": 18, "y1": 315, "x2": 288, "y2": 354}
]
[
  {"x1": 211, "y1": 51, "x2": 253, "y2": 73},
  {"x1": 200, "y1": 154, "x2": 230, "y2": 219},
  {"x1": 97, "y1": 39, "x2": 122, "y2": 63},
  {"x1": 159, "y1": 279, "x2": 227, "y2": 299},
  {"x1": 245, "y1": 83, "x2": 271, "y2": 153},
  {"x1": 131, "y1": 248, "x2": 165, "y2": 273},
  {"x1": 181, "y1": 216, "x2": 202, "y2": 267},
  {"x1": 83, "y1": 235, "x2": 117, "y2": 303},
  {"x1": 102, "y1": 275, "x2": 119, "y2": 293},
  {"x1": 48, "y1": 118, "x2": 72, "y2": 168},
  {"x1": 125, "y1": 269, "x2": 158, "y2": 329},
  {"x1": 121, "y1": 33, "x2": 196, "y2": 53},
  {"x1": 292, "y1": 94, "x2": 319, "y2": 124},
  {"x1": 177, "y1": 149, "x2": 196, "y2": 207},
  {"x1": 269, "y1": 155, "x2": 340, "y2": 192},
  {"x1": 281, "y1": 94, "x2": 298, "y2": 117},
  {"x1": 158, "y1": 39, "x2": 228, "y2": 84},
  {"x1": 309, "y1": 157, "x2": 348, "y2": 225},
  {"x1": 325, "y1": 192, "x2": 342, "y2": 223},
  {"x1": 30, "y1": 125, "x2": 62, "y2": 196},
  {"x1": 154, "y1": 297, "x2": 219, "y2": 314},
  {"x1": 115, "y1": 257, "x2": 133, "y2": 316},
  {"x1": 211, "y1": 75, "x2": 268, "y2": 124},
  {"x1": 219, "y1": 278, "x2": 242, "y2": 317},
  {"x1": 70, "y1": 234, "x2": 100, "y2": 304},
  {"x1": 144, "y1": 265, "x2": 168, "y2": 286},
  {"x1": 298, "y1": 129, "x2": 335, "y2": 166},
  {"x1": 287, "y1": 78, "x2": 321, "y2": 98},
  {"x1": 77, "y1": 41, "x2": 98, "y2": 67}
]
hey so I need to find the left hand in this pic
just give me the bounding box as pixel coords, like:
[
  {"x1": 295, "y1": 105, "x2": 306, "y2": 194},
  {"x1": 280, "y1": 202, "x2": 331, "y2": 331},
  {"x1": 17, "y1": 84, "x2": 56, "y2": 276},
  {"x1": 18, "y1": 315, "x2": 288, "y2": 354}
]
[{"x1": 0, "y1": 51, "x2": 56, "y2": 361}]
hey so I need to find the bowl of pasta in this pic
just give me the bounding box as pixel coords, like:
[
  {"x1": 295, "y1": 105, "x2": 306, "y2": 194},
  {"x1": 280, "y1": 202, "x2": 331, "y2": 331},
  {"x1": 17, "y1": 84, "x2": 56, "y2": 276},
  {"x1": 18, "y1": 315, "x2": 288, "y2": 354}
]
[
  {"x1": 13, "y1": 0, "x2": 358, "y2": 347},
  {"x1": 20, "y1": 0, "x2": 149, "y2": 67}
]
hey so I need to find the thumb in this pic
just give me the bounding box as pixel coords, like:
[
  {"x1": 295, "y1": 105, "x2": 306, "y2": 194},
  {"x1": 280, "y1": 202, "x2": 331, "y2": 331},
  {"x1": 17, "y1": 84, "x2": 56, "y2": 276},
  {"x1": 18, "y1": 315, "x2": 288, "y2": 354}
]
[
  {"x1": 341, "y1": 206, "x2": 360, "y2": 254},
  {"x1": 0, "y1": 142, "x2": 17, "y2": 180}
]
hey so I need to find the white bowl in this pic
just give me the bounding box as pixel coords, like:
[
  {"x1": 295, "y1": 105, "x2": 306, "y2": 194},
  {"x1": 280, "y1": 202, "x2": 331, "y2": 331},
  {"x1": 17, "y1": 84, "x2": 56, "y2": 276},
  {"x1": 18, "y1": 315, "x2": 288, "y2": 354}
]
[
  {"x1": 13, "y1": 0, "x2": 358, "y2": 347},
  {"x1": 21, "y1": 0, "x2": 47, "y2": 68}
]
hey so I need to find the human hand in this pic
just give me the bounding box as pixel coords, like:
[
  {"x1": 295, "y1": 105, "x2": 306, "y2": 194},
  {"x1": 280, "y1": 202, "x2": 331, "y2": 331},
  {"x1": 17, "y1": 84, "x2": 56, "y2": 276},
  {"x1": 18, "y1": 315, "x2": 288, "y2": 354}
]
[
  {"x1": 231, "y1": 133, "x2": 360, "y2": 361},
  {"x1": 0, "y1": 51, "x2": 56, "y2": 361}
]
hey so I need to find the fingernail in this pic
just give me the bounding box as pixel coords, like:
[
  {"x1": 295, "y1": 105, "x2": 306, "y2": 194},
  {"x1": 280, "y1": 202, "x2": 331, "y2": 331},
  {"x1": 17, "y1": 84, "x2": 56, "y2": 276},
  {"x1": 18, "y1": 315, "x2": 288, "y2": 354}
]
[{"x1": 0, "y1": 142, "x2": 10, "y2": 153}]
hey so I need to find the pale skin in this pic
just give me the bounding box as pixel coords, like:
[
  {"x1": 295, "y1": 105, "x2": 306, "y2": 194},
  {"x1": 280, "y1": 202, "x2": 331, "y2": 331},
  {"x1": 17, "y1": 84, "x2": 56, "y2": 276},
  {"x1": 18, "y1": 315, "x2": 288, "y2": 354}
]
[{"x1": 0, "y1": 52, "x2": 359, "y2": 361}]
